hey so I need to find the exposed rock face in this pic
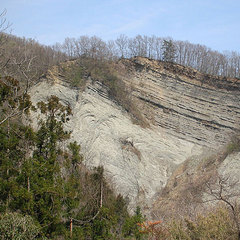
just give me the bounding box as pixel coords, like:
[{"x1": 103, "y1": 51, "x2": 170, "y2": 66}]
[
  {"x1": 122, "y1": 57, "x2": 240, "y2": 148},
  {"x1": 29, "y1": 57, "x2": 240, "y2": 212}
]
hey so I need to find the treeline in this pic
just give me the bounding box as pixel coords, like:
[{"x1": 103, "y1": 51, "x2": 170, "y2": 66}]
[
  {"x1": 1, "y1": 6, "x2": 239, "y2": 82},
  {"x1": 0, "y1": 33, "x2": 66, "y2": 84},
  {"x1": 56, "y1": 35, "x2": 240, "y2": 78},
  {"x1": 0, "y1": 9, "x2": 66, "y2": 84},
  {"x1": 1, "y1": 31, "x2": 239, "y2": 81}
]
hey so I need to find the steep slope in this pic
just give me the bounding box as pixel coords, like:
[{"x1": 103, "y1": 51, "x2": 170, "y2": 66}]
[
  {"x1": 121, "y1": 57, "x2": 240, "y2": 148},
  {"x1": 29, "y1": 57, "x2": 240, "y2": 212},
  {"x1": 150, "y1": 139, "x2": 240, "y2": 220}
]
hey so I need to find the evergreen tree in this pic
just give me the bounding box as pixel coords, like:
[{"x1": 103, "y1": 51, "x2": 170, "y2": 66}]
[
  {"x1": 123, "y1": 206, "x2": 145, "y2": 240},
  {"x1": 0, "y1": 212, "x2": 40, "y2": 240},
  {"x1": 162, "y1": 39, "x2": 177, "y2": 62},
  {"x1": 0, "y1": 77, "x2": 130, "y2": 239}
]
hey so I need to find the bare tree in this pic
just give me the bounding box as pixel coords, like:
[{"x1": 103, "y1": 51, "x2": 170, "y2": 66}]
[
  {"x1": 50, "y1": 34, "x2": 240, "y2": 78},
  {"x1": 115, "y1": 34, "x2": 128, "y2": 58},
  {"x1": 205, "y1": 173, "x2": 240, "y2": 239},
  {"x1": 0, "y1": 9, "x2": 12, "y2": 70}
]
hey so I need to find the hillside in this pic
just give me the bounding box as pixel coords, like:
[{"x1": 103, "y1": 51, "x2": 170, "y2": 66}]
[{"x1": 29, "y1": 56, "x2": 240, "y2": 214}]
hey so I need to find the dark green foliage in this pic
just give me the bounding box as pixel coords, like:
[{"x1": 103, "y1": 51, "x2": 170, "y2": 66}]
[
  {"x1": 0, "y1": 212, "x2": 40, "y2": 240},
  {"x1": 61, "y1": 62, "x2": 85, "y2": 88},
  {"x1": 0, "y1": 76, "x2": 32, "y2": 124},
  {"x1": 68, "y1": 141, "x2": 83, "y2": 167},
  {"x1": 123, "y1": 206, "x2": 145, "y2": 240},
  {"x1": 162, "y1": 39, "x2": 177, "y2": 62},
  {"x1": 0, "y1": 79, "x2": 132, "y2": 239}
]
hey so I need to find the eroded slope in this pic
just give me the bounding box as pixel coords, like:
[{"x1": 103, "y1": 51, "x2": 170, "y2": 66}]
[
  {"x1": 29, "y1": 57, "x2": 240, "y2": 212},
  {"x1": 121, "y1": 57, "x2": 240, "y2": 147}
]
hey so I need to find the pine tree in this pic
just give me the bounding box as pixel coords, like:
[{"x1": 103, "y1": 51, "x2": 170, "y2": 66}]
[
  {"x1": 0, "y1": 78, "x2": 130, "y2": 239},
  {"x1": 162, "y1": 39, "x2": 177, "y2": 62}
]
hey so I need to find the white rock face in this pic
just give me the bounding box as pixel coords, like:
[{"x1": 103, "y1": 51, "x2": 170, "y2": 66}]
[
  {"x1": 219, "y1": 152, "x2": 240, "y2": 184},
  {"x1": 30, "y1": 79, "x2": 203, "y2": 211},
  {"x1": 29, "y1": 58, "x2": 240, "y2": 212}
]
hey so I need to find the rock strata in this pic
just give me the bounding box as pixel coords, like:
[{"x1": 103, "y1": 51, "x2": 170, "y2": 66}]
[
  {"x1": 29, "y1": 57, "x2": 240, "y2": 211},
  {"x1": 122, "y1": 57, "x2": 240, "y2": 148}
]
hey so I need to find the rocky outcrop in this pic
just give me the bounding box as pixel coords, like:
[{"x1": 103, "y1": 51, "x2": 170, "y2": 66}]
[
  {"x1": 121, "y1": 57, "x2": 240, "y2": 148},
  {"x1": 29, "y1": 57, "x2": 240, "y2": 212}
]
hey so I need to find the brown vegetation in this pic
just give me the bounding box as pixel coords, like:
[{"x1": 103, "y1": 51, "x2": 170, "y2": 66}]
[
  {"x1": 47, "y1": 57, "x2": 150, "y2": 127},
  {"x1": 143, "y1": 206, "x2": 238, "y2": 239},
  {"x1": 152, "y1": 136, "x2": 240, "y2": 222},
  {"x1": 57, "y1": 35, "x2": 240, "y2": 78}
]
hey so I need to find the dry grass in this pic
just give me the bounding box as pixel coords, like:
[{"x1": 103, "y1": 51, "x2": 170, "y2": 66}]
[
  {"x1": 151, "y1": 137, "x2": 240, "y2": 221},
  {"x1": 59, "y1": 57, "x2": 150, "y2": 128},
  {"x1": 121, "y1": 138, "x2": 142, "y2": 161}
]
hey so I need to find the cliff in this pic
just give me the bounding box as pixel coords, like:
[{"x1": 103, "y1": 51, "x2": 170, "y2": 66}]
[
  {"x1": 29, "y1": 57, "x2": 240, "y2": 213},
  {"x1": 121, "y1": 57, "x2": 240, "y2": 147}
]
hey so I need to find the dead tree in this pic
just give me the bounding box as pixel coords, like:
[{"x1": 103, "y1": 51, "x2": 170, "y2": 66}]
[{"x1": 205, "y1": 173, "x2": 240, "y2": 239}]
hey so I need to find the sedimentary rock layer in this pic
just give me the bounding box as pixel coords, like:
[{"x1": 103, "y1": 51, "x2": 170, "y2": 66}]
[
  {"x1": 122, "y1": 57, "x2": 240, "y2": 148},
  {"x1": 29, "y1": 57, "x2": 240, "y2": 211}
]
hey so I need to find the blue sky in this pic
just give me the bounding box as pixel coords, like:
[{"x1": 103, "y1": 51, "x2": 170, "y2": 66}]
[{"x1": 2, "y1": 0, "x2": 240, "y2": 52}]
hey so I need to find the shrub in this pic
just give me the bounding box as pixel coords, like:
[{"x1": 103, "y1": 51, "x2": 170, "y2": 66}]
[
  {"x1": 0, "y1": 212, "x2": 40, "y2": 240},
  {"x1": 168, "y1": 207, "x2": 237, "y2": 240},
  {"x1": 226, "y1": 137, "x2": 240, "y2": 154}
]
